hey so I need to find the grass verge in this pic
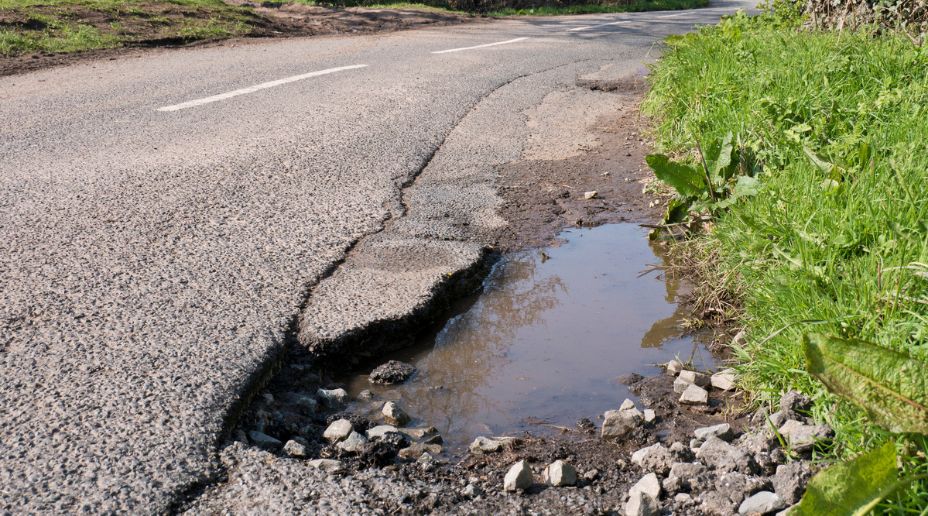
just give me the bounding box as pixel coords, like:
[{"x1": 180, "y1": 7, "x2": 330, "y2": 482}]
[
  {"x1": 644, "y1": 9, "x2": 928, "y2": 511},
  {"x1": 0, "y1": 0, "x2": 256, "y2": 56}
]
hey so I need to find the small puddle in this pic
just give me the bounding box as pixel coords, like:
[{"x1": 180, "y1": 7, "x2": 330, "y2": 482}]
[{"x1": 342, "y1": 223, "x2": 717, "y2": 450}]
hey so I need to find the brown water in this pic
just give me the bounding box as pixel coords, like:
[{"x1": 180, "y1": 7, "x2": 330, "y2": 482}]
[{"x1": 344, "y1": 224, "x2": 716, "y2": 449}]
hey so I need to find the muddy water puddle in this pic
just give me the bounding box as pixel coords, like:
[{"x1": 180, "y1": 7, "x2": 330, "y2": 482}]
[{"x1": 343, "y1": 223, "x2": 716, "y2": 450}]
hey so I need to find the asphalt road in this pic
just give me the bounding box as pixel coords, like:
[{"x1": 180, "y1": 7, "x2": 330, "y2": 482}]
[{"x1": 0, "y1": 2, "x2": 752, "y2": 512}]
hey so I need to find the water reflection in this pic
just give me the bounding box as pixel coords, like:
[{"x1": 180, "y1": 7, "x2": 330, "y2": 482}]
[{"x1": 344, "y1": 224, "x2": 716, "y2": 449}]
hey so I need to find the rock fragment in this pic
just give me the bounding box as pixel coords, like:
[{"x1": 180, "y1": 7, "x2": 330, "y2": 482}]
[
  {"x1": 694, "y1": 423, "x2": 734, "y2": 441},
  {"x1": 643, "y1": 409, "x2": 656, "y2": 423},
  {"x1": 711, "y1": 369, "x2": 737, "y2": 391},
  {"x1": 369, "y1": 360, "x2": 417, "y2": 385},
  {"x1": 323, "y1": 419, "x2": 353, "y2": 443},
  {"x1": 673, "y1": 378, "x2": 691, "y2": 393},
  {"x1": 696, "y1": 436, "x2": 757, "y2": 474},
  {"x1": 625, "y1": 488, "x2": 658, "y2": 516},
  {"x1": 583, "y1": 190, "x2": 598, "y2": 200},
  {"x1": 400, "y1": 426, "x2": 440, "y2": 440},
  {"x1": 602, "y1": 408, "x2": 642, "y2": 440},
  {"x1": 336, "y1": 431, "x2": 368, "y2": 454},
  {"x1": 282, "y1": 439, "x2": 308, "y2": 458},
  {"x1": 778, "y1": 419, "x2": 832, "y2": 452},
  {"x1": 503, "y1": 460, "x2": 534, "y2": 492},
  {"x1": 382, "y1": 401, "x2": 411, "y2": 426},
  {"x1": 680, "y1": 383, "x2": 709, "y2": 405},
  {"x1": 773, "y1": 462, "x2": 812, "y2": 504},
  {"x1": 630, "y1": 472, "x2": 661, "y2": 499},
  {"x1": 779, "y1": 391, "x2": 812, "y2": 419},
  {"x1": 665, "y1": 359, "x2": 684, "y2": 376},
  {"x1": 738, "y1": 491, "x2": 786, "y2": 515},
  {"x1": 469, "y1": 436, "x2": 518, "y2": 454},
  {"x1": 678, "y1": 370, "x2": 709, "y2": 387},
  {"x1": 366, "y1": 424, "x2": 400, "y2": 440},
  {"x1": 544, "y1": 460, "x2": 578, "y2": 487},
  {"x1": 398, "y1": 443, "x2": 442, "y2": 460},
  {"x1": 631, "y1": 443, "x2": 674, "y2": 476}
]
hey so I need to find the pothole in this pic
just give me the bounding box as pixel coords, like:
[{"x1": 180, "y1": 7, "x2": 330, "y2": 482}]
[{"x1": 336, "y1": 223, "x2": 717, "y2": 452}]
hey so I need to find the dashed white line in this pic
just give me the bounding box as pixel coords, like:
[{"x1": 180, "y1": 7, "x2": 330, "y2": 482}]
[
  {"x1": 431, "y1": 37, "x2": 529, "y2": 54},
  {"x1": 156, "y1": 64, "x2": 368, "y2": 112},
  {"x1": 566, "y1": 20, "x2": 629, "y2": 32}
]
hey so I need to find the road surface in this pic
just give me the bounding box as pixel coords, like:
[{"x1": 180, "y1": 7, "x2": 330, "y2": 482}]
[{"x1": 0, "y1": 3, "x2": 751, "y2": 512}]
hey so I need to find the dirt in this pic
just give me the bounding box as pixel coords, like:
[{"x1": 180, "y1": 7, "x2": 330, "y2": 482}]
[
  {"x1": 0, "y1": 3, "x2": 473, "y2": 77},
  {"x1": 494, "y1": 83, "x2": 664, "y2": 252}
]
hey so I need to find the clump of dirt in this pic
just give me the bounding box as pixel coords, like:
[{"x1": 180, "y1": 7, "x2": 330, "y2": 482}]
[{"x1": 494, "y1": 86, "x2": 663, "y2": 252}]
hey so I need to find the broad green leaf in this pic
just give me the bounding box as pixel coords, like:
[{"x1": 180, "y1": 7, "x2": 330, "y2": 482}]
[
  {"x1": 792, "y1": 442, "x2": 899, "y2": 516},
  {"x1": 645, "y1": 154, "x2": 705, "y2": 198},
  {"x1": 709, "y1": 132, "x2": 735, "y2": 182},
  {"x1": 732, "y1": 175, "x2": 760, "y2": 198},
  {"x1": 803, "y1": 334, "x2": 928, "y2": 434},
  {"x1": 663, "y1": 197, "x2": 690, "y2": 224}
]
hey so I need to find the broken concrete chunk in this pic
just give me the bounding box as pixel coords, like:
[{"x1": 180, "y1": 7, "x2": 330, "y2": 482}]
[
  {"x1": 631, "y1": 443, "x2": 674, "y2": 476},
  {"x1": 504, "y1": 460, "x2": 534, "y2": 492},
  {"x1": 643, "y1": 409, "x2": 656, "y2": 423},
  {"x1": 382, "y1": 401, "x2": 411, "y2": 426},
  {"x1": 773, "y1": 462, "x2": 812, "y2": 505},
  {"x1": 678, "y1": 370, "x2": 709, "y2": 387},
  {"x1": 583, "y1": 190, "x2": 598, "y2": 200},
  {"x1": 398, "y1": 442, "x2": 442, "y2": 460},
  {"x1": 282, "y1": 439, "x2": 307, "y2": 458},
  {"x1": 625, "y1": 489, "x2": 658, "y2": 516},
  {"x1": 673, "y1": 377, "x2": 692, "y2": 393},
  {"x1": 620, "y1": 398, "x2": 637, "y2": 411},
  {"x1": 323, "y1": 419, "x2": 353, "y2": 443},
  {"x1": 366, "y1": 424, "x2": 399, "y2": 440},
  {"x1": 778, "y1": 419, "x2": 832, "y2": 452},
  {"x1": 602, "y1": 409, "x2": 642, "y2": 440},
  {"x1": 630, "y1": 472, "x2": 661, "y2": 500},
  {"x1": 544, "y1": 460, "x2": 578, "y2": 487},
  {"x1": 738, "y1": 491, "x2": 786, "y2": 515},
  {"x1": 696, "y1": 436, "x2": 757, "y2": 474},
  {"x1": 335, "y1": 431, "x2": 368, "y2": 454},
  {"x1": 711, "y1": 369, "x2": 737, "y2": 391},
  {"x1": 779, "y1": 391, "x2": 813, "y2": 419},
  {"x1": 680, "y1": 383, "x2": 709, "y2": 405},
  {"x1": 694, "y1": 423, "x2": 734, "y2": 441},
  {"x1": 469, "y1": 436, "x2": 519, "y2": 454}
]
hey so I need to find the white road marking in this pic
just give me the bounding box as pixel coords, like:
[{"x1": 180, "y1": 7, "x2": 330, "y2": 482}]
[
  {"x1": 431, "y1": 37, "x2": 529, "y2": 54},
  {"x1": 566, "y1": 20, "x2": 629, "y2": 32},
  {"x1": 156, "y1": 64, "x2": 368, "y2": 112}
]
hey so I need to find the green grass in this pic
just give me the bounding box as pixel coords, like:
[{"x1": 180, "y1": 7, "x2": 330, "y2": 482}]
[
  {"x1": 0, "y1": 0, "x2": 256, "y2": 56},
  {"x1": 644, "y1": 10, "x2": 928, "y2": 511}
]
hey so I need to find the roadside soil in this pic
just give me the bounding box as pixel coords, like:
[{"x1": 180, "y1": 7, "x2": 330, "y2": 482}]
[{"x1": 0, "y1": 3, "x2": 472, "y2": 77}]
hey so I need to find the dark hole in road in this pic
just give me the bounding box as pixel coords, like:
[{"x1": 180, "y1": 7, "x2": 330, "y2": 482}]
[{"x1": 340, "y1": 223, "x2": 717, "y2": 451}]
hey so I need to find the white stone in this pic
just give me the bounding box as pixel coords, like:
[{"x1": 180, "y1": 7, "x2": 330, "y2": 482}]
[
  {"x1": 625, "y1": 489, "x2": 658, "y2": 516},
  {"x1": 678, "y1": 370, "x2": 709, "y2": 387},
  {"x1": 620, "y1": 398, "x2": 637, "y2": 411},
  {"x1": 323, "y1": 419, "x2": 353, "y2": 443},
  {"x1": 382, "y1": 401, "x2": 410, "y2": 426},
  {"x1": 711, "y1": 369, "x2": 737, "y2": 391},
  {"x1": 282, "y1": 440, "x2": 307, "y2": 458},
  {"x1": 583, "y1": 190, "x2": 598, "y2": 200},
  {"x1": 336, "y1": 431, "x2": 368, "y2": 454},
  {"x1": 739, "y1": 491, "x2": 786, "y2": 515},
  {"x1": 544, "y1": 460, "x2": 577, "y2": 487},
  {"x1": 630, "y1": 472, "x2": 661, "y2": 499},
  {"x1": 673, "y1": 377, "x2": 691, "y2": 393},
  {"x1": 602, "y1": 409, "x2": 642, "y2": 440},
  {"x1": 643, "y1": 409, "x2": 657, "y2": 423},
  {"x1": 469, "y1": 436, "x2": 518, "y2": 454},
  {"x1": 679, "y1": 383, "x2": 709, "y2": 405},
  {"x1": 366, "y1": 424, "x2": 399, "y2": 440},
  {"x1": 504, "y1": 460, "x2": 534, "y2": 492}
]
